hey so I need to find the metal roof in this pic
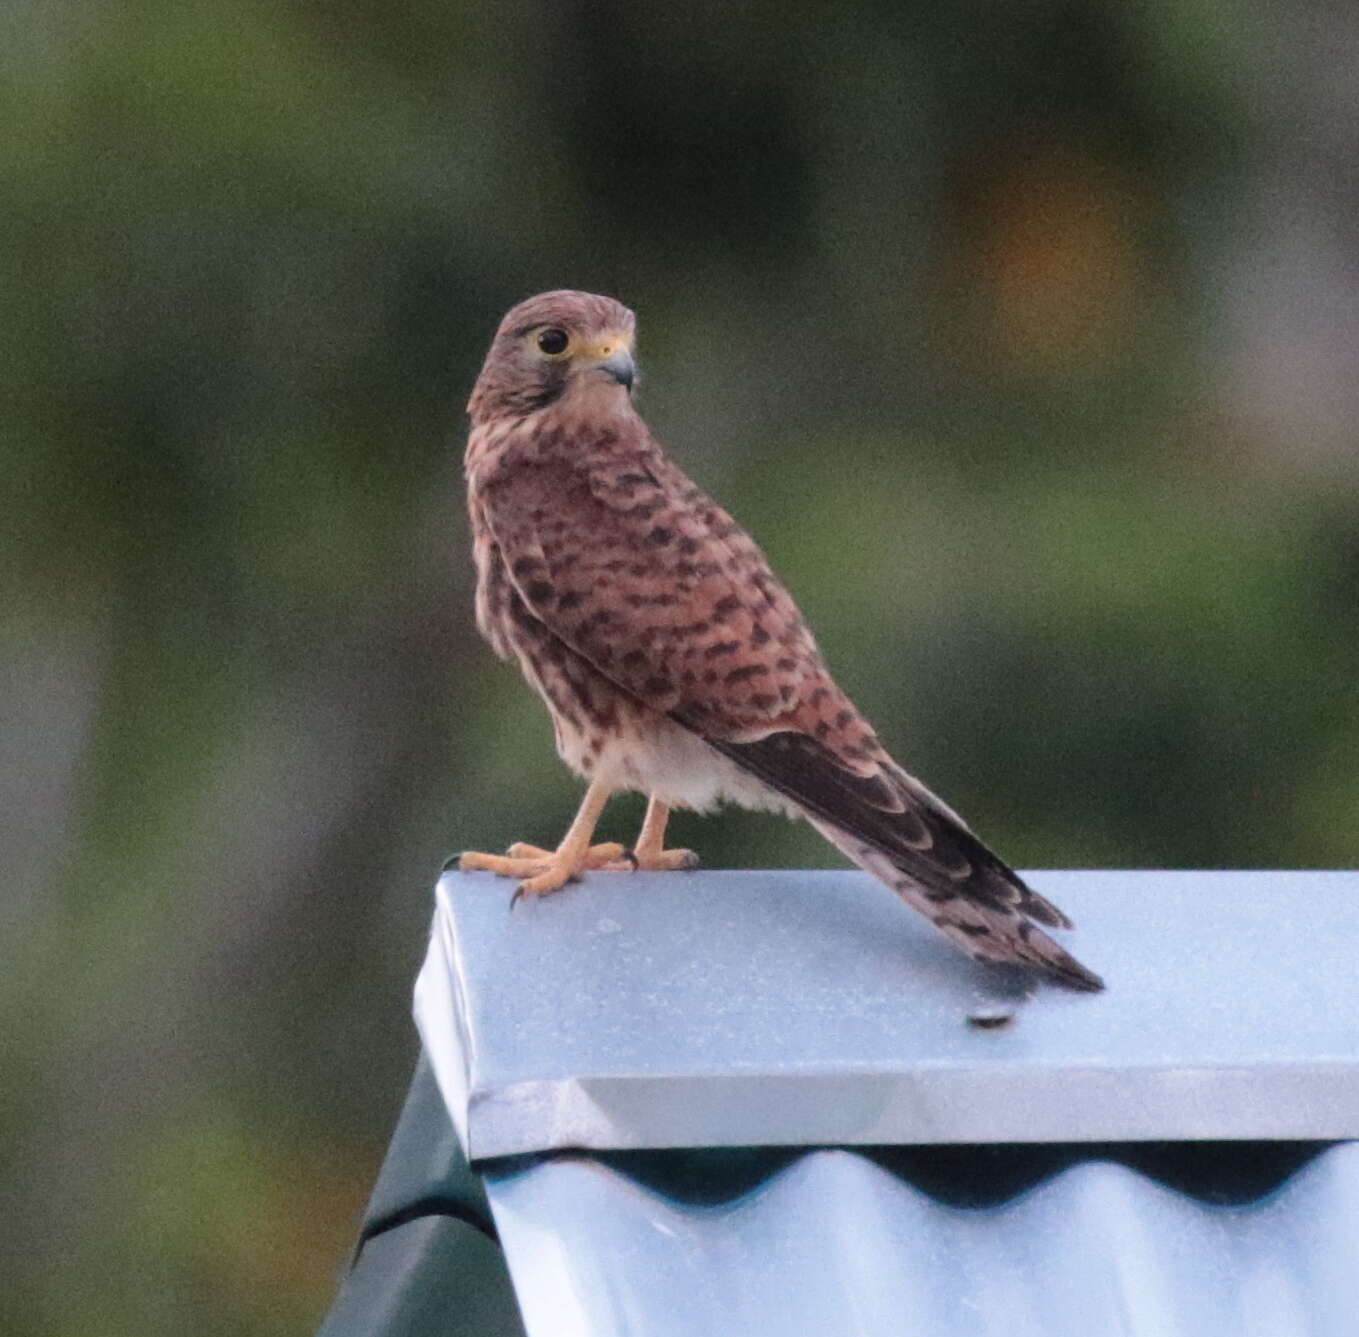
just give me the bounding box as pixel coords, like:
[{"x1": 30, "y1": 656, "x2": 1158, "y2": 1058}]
[
  {"x1": 320, "y1": 869, "x2": 1359, "y2": 1334},
  {"x1": 415, "y1": 868, "x2": 1359, "y2": 1158},
  {"x1": 320, "y1": 1055, "x2": 1357, "y2": 1337}
]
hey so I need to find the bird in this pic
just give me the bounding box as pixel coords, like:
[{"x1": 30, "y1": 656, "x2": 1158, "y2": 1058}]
[{"x1": 458, "y1": 289, "x2": 1104, "y2": 992}]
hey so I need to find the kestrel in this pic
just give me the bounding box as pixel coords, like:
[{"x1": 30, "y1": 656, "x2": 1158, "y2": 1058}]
[{"x1": 459, "y1": 290, "x2": 1103, "y2": 992}]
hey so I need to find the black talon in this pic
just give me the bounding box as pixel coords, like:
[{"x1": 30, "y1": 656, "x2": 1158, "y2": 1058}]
[{"x1": 621, "y1": 850, "x2": 640, "y2": 869}]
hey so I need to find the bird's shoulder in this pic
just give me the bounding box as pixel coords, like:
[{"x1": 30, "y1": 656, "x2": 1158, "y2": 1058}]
[{"x1": 475, "y1": 424, "x2": 839, "y2": 733}]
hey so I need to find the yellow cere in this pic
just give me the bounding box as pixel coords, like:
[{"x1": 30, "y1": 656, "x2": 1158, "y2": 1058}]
[{"x1": 581, "y1": 331, "x2": 632, "y2": 362}]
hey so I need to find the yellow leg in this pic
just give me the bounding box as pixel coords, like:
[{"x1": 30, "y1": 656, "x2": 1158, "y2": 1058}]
[
  {"x1": 629, "y1": 797, "x2": 700, "y2": 871},
  {"x1": 458, "y1": 779, "x2": 622, "y2": 897}
]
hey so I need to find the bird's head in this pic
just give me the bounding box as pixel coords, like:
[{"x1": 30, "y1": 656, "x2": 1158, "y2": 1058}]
[{"x1": 467, "y1": 290, "x2": 638, "y2": 424}]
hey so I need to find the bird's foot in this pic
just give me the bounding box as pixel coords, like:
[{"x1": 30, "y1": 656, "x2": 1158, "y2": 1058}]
[
  {"x1": 504, "y1": 841, "x2": 629, "y2": 875},
  {"x1": 490, "y1": 840, "x2": 698, "y2": 874},
  {"x1": 458, "y1": 841, "x2": 626, "y2": 897}
]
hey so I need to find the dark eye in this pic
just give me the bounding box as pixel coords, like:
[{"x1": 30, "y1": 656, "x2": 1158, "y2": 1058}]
[{"x1": 536, "y1": 327, "x2": 569, "y2": 355}]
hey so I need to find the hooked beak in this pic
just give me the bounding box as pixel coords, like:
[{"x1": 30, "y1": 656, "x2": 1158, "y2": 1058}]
[{"x1": 597, "y1": 348, "x2": 636, "y2": 390}]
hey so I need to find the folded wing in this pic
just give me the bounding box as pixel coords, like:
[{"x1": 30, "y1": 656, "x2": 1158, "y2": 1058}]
[{"x1": 478, "y1": 441, "x2": 1102, "y2": 991}]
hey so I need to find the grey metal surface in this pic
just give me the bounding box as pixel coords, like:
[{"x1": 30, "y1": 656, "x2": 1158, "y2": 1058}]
[
  {"x1": 415, "y1": 868, "x2": 1359, "y2": 1158},
  {"x1": 317, "y1": 1215, "x2": 526, "y2": 1337},
  {"x1": 316, "y1": 1054, "x2": 527, "y2": 1337},
  {"x1": 484, "y1": 1142, "x2": 1359, "y2": 1337},
  {"x1": 361, "y1": 1053, "x2": 494, "y2": 1235}
]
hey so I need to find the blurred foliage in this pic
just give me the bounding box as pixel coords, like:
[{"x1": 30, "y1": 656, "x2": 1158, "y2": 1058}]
[{"x1": 4, "y1": 1, "x2": 1358, "y2": 1333}]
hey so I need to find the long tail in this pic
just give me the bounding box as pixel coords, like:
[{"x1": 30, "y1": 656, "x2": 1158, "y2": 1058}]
[
  {"x1": 694, "y1": 724, "x2": 1105, "y2": 993},
  {"x1": 806, "y1": 815, "x2": 1105, "y2": 992}
]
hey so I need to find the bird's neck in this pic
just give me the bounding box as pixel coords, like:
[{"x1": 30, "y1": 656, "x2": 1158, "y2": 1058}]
[{"x1": 465, "y1": 395, "x2": 650, "y2": 487}]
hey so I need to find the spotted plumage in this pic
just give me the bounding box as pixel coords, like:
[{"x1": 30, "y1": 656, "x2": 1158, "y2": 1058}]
[{"x1": 459, "y1": 290, "x2": 1103, "y2": 992}]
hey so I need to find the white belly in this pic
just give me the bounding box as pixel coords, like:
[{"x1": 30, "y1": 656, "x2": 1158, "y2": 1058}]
[{"x1": 556, "y1": 700, "x2": 798, "y2": 817}]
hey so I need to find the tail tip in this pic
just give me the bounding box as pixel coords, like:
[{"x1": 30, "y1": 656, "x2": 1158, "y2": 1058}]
[{"x1": 1050, "y1": 958, "x2": 1105, "y2": 992}]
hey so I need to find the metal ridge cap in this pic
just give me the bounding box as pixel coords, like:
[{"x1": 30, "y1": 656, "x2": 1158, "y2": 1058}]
[{"x1": 416, "y1": 868, "x2": 1359, "y2": 1157}]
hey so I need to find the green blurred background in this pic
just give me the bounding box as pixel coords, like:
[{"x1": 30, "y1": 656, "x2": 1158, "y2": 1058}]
[{"x1": 5, "y1": 1, "x2": 1357, "y2": 1332}]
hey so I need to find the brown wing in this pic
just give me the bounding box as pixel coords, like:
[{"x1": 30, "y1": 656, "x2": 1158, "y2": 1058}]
[
  {"x1": 478, "y1": 440, "x2": 1101, "y2": 991},
  {"x1": 477, "y1": 446, "x2": 830, "y2": 735}
]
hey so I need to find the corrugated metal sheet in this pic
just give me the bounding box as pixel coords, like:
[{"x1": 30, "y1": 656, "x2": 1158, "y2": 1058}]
[
  {"x1": 485, "y1": 1142, "x2": 1359, "y2": 1337},
  {"x1": 416, "y1": 868, "x2": 1359, "y2": 1157}
]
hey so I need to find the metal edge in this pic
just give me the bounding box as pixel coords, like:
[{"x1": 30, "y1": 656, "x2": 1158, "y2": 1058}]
[
  {"x1": 461, "y1": 1065, "x2": 1359, "y2": 1159},
  {"x1": 413, "y1": 890, "x2": 475, "y2": 1157}
]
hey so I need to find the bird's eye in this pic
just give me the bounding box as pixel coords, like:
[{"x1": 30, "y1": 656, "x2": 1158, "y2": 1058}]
[{"x1": 536, "y1": 328, "x2": 570, "y2": 356}]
